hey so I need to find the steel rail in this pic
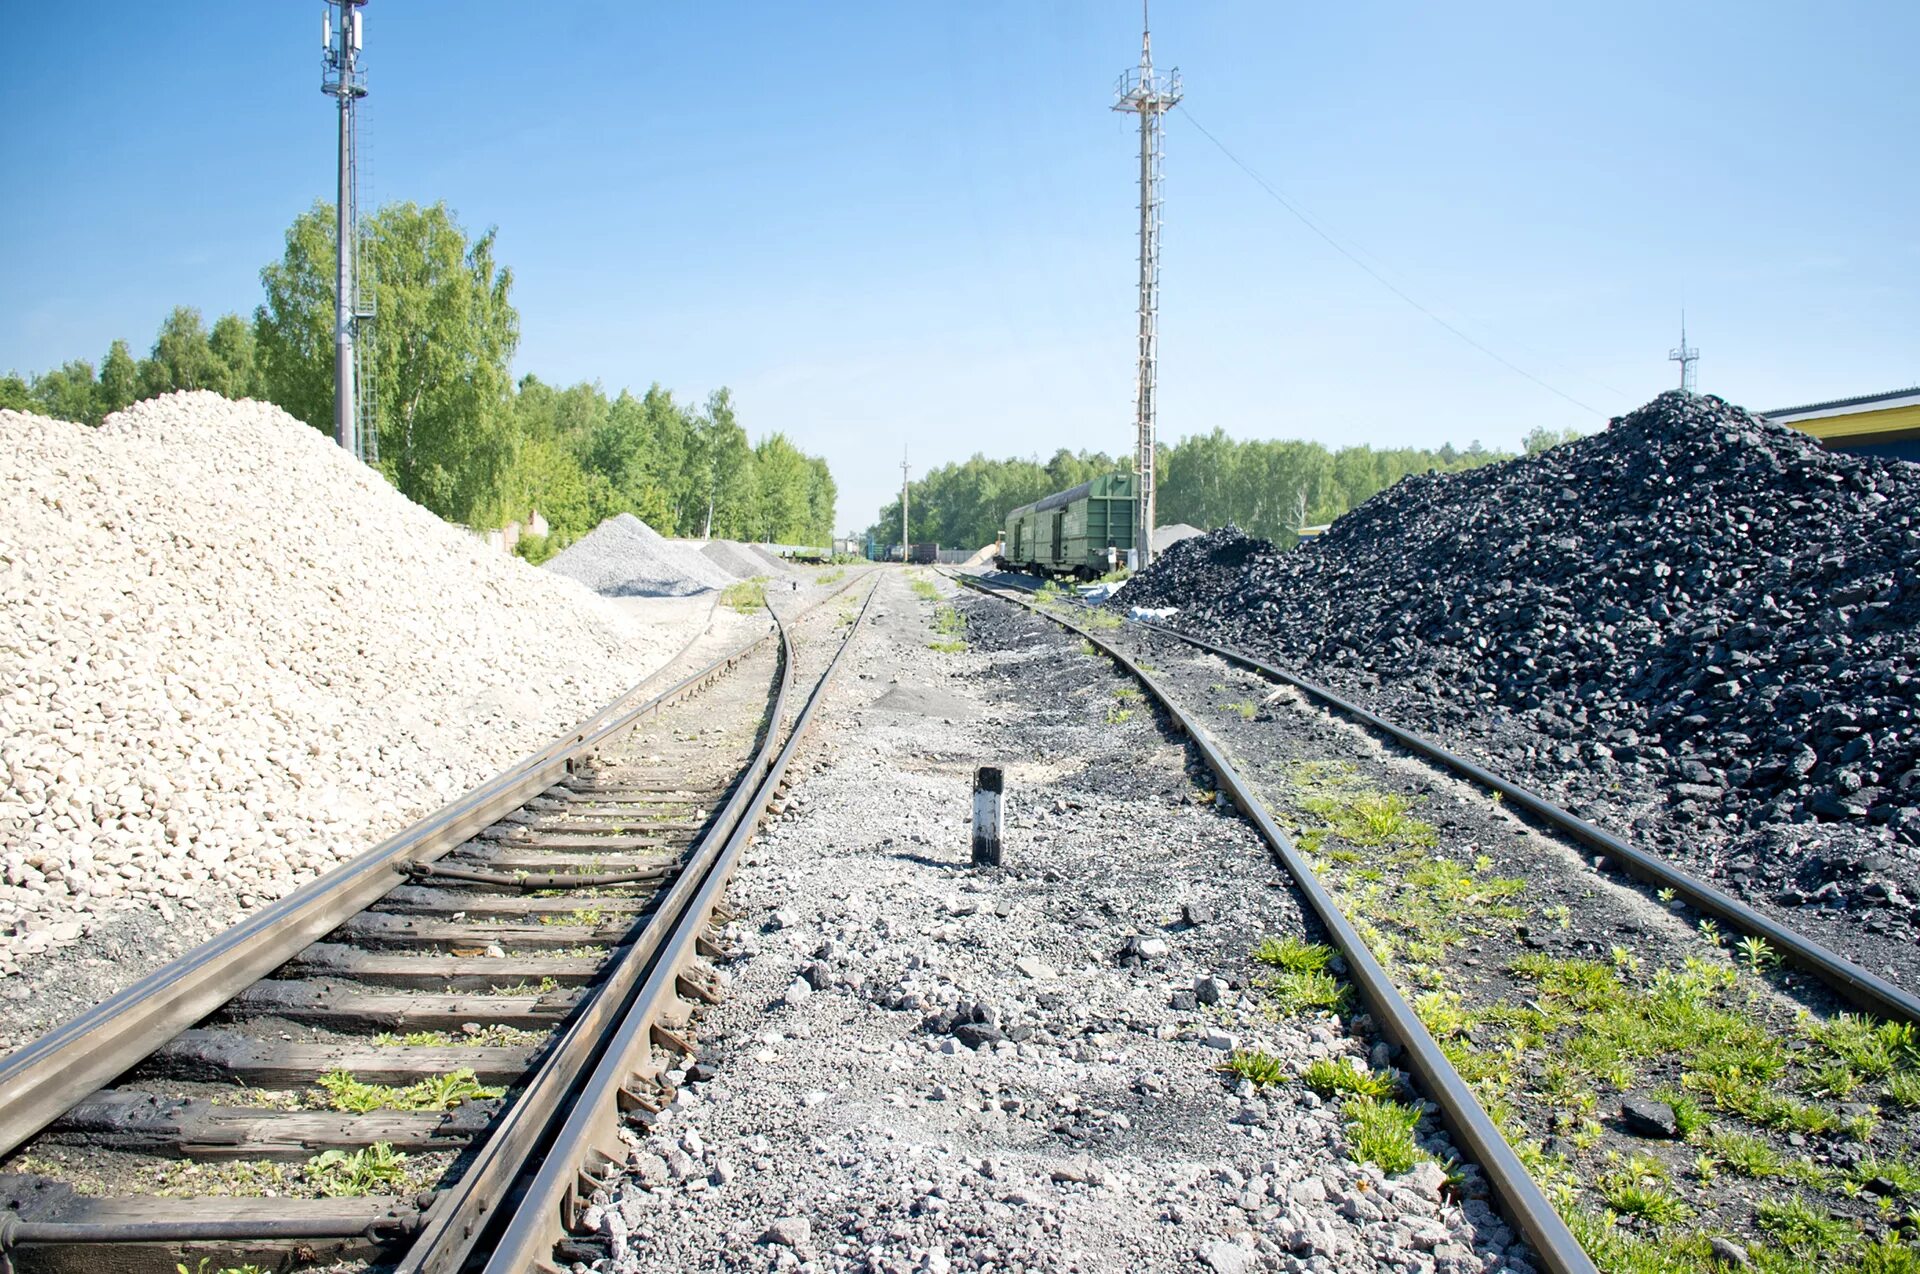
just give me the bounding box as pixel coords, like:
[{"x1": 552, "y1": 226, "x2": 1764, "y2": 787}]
[
  {"x1": 388, "y1": 598, "x2": 818, "y2": 1274},
  {"x1": 977, "y1": 570, "x2": 1920, "y2": 1026},
  {"x1": 479, "y1": 574, "x2": 883, "y2": 1273},
  {"x1": 0, "y1": 569, "x2": 874, "y2": 1162},
  {"x1": 1109, "y1": 609, "x2": 1920, "y2": 1027},
  {"x1": 953, "y1": 572, "x2": 1599, "y2": 1274}
]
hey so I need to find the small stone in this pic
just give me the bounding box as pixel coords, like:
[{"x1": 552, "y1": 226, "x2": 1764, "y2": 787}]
[
  {"x1": 1051, "y1": 1156, "x2": 1102, "y2": 1184},
  {"x1": 769, "y1": 908, "x2": 800, "y2": 930},
  {"x1": 628, "y1": 1152, "x2": 669, "y2": 1186},
  {"x1": 953, "y1": 1022, "x2": 1006, "y2": 1050},
  {"x1": 1135, "y1": 936, "x2": 1170, "y2": 959},
  {"x1": 764, "y1": 1216, "x2": 811, "y2": 1247},
  {"x1": 1621, "y1": 1098, "x2": 1678, "y2": 1139},
  {"x1": 1169, "y1": 990, "x2": 1198, "y2": 1011},
  {"x1": 1195, "y1": 976, "x2": 1228, "y2": 1005},
  {"x1": 782, "y1": 978, "x2": 813, "y2": 1007},
  {"x1": 1202, "y1": 1029, "x2": 1238, "y2": 1051},
  {"x1": 1708, "y1": 1236, "x2": 1752, "y2": 1267},
  {"x1": 1199, "y1": 1239, "x2": 1255, "y2": 1274},
  {"x1": 1014, "y1": 956, "x2": 1056, "y2": 980},
  {"x1": 1182, "y1": 902, "x2": 1216, "y2": 927}
]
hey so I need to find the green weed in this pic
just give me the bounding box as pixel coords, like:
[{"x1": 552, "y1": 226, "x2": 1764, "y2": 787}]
[
  {"x1": 1341, "y1": 1097, "x2": 1426, "y2": 1174},
  {"x1": 305, "y1": 1142, "x2": 409, "y2": 1198},
  {"x1": 314, "y1": 1068, "x2": 503, "y2": 1114},
  {"x1": 1221, "y1": 1049, "x2": 1288, "y2": 1088},
  {"x1": 720, "y1": 578, "x2": 768, "y2": 614},
  {"x1": 1755, "y1": 1195, "x2": 1853, "y2": 1254},
  {"x1": 1251, "y1": 936, "x2": 1335, "y2": 973},
  {"x1": 1300, "y1": 1058, "x2": 1398, "y2": 1100}
]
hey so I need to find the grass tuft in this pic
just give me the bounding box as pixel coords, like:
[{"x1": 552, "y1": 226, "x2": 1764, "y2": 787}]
[
  {"x1": 721, "y1": 577, "x2": 768, "y2": 614},
  {"x1": 1301, "y1": 1057, "x2": 1399, "y2": 1100},
  {"x1": 315, "y1": 1068, "x2": 503, "y2": 1114},
  {"x1": 1341, "y1": 1096, "x2": 1426, "y2": 1174},
  {"x1": 1221, "y1": 1049, "x2": 1288, "y2": 1088}
]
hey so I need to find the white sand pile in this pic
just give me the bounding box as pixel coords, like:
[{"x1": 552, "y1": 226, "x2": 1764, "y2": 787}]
[
  {"x1": 545, "y1": 515, "x2": 736, "y2": 597},
  {"x1": 699, "y1": 540, "x2": 773, "y2": 580},
  {"x1": 0, "y1": 392, "x2": 687, "y2": 984}
]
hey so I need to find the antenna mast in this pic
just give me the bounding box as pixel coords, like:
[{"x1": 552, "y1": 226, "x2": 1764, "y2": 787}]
[
  {"x1": 1113, "y1": 2, "x2": 1180, "y2": 568},
  {"x1": 900, "y1": 452, "x2": 911, "y2": 565},
  {"x1": 323, "y1": 1, "x2": 375, "y2": 462},
  {"x1": 1669, "y1": 312, "x2": 1699, "y2": 394}
]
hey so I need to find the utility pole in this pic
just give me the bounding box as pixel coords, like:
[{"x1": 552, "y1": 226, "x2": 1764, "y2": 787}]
[
  {"x1": 1668, "y1": 312, "x2": 1699, "y2": 393},
  {"x1": 323, "y1": 1, "x2": 372, "y2": 460},
  {"x1": 900, "y1": 452, "x2": 911, "y2": 565},
  {"x1": 1113, "y1": 2, "x2": 1179, "y2": 569}
]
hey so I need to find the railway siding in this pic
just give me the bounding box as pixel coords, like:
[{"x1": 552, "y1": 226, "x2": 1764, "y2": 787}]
[{"x1": 968, "y1": 572, "x2": 1920, "y2": 1273}]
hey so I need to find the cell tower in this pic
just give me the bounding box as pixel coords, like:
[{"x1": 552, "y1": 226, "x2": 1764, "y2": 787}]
[
  {"x1": 322, "y1": 0, "x2": 377, "y2": 463},
  {"x1": 900, "y1": 452, "x2": 911, "y2": 565},
  {"x1": 1113, "y1": 3, "x2": 1179, "y2": 568},
  {"x1": 1669, "y1": 312, "x2": 1699, "y2": 394}
]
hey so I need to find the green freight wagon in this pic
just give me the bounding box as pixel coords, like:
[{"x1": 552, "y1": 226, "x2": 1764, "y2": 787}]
[{"x1": 993, "y1": 473, "x2": 1139, "y2": 579}]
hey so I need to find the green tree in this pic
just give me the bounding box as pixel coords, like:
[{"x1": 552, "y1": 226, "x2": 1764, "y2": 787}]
[
  {"x1": 256, "y1": 200, "x2": 521, "y2": 523},
  {"x1": 0, "y1": 374, "x2": 32, "y2": 412},
  {"x1": 1523, "y1": 425, "x2": 1584, "y2": 454},
  {"x1": 98, "y1": 340, "x2": 139, "y2": 417},
  {"x1": 30, "y1": 360, "x2": 100, "y2": 424},
  {"x1": 752, "y1": 433, "x2": 814, "y2": 542},
  {"x1": 139, "y1": 307, "x2": 216, "y2": 396},
  {"x1": 697, "y1": 389, "x2": 756, "y2": 538},
  {"x1": 207, "y1": 313, "x2": 259, "y2": 399}
]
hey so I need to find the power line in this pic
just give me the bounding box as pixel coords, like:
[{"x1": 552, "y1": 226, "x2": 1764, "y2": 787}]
[{"x1": 1177, "y1": 105, "x2": 1605, "y2": 418}]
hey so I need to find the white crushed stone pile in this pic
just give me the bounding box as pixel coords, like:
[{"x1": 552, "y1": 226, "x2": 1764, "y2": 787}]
[
  {"x1": 0, "y1": 392, "x2": 680, "y2": 999},
  {"x1": 545, "y1": 514, "x2": 736, "y2": 597},
  {"x1": 696, "y1": 540, "x2": 769, "y2": 580}
]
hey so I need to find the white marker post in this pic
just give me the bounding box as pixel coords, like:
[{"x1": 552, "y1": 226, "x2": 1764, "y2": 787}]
[{"x1": 971, "y1": 767, "x2": 1005, "y2": 867}]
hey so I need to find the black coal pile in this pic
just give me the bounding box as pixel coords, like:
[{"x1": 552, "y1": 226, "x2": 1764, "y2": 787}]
[{"x1": 1122, "y1": 392, "x2": 1920, "y2": 972}]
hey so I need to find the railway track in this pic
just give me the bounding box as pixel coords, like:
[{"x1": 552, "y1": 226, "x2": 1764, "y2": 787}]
[
  {"x1": 951, "y1": 569, "x2": 1920, "y2": 1274},
  {"x1": 0, "y1": 572, "x2": 878, "y2": 1274}
]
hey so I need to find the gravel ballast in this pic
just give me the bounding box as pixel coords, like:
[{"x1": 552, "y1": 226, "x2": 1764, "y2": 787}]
[
  {"x1": 1119, "y1": 392, "x2": 1920, "y2": 985},
  {"x1": 546, "y1": 514, "x2": 738, "y2": 597},
  {"x1": 699, "y1": 539, "x2": 774, "y2": 580},
  {"x1": 0, "y1": 393, "x2": 699, "y2": 1037},
  {"x1": 580, "y1": 573, "x2": 1527, "y2": 1274}
]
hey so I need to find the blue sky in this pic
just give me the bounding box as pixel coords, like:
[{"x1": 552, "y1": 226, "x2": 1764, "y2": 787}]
[{"x1": 3, "y1": 2, "x2": 1916, "y2": 534}]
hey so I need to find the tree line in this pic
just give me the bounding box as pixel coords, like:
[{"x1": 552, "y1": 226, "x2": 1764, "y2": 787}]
[
  {"x1": 864, "y1": 426, "x2": 1582, "y2": 553},
  {"x1": 1, "y1": 201, "x2": 836, "y2": 559}
]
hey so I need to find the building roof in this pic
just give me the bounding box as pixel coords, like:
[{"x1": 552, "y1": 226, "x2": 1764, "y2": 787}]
[{"x1": 1764, "y1": 387, "x2": 1920, "y2": 422}]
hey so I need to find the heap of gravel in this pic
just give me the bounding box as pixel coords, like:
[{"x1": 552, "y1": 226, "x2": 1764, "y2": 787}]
[
  {"x1": 545, "y1": 514, "x2": 736, "y2": 597},
  {"x1": 699, "y1": 539, "x2": 773, "y2": 580},
  {"x1": 0, "y1": 393, "x2": 686, "y2": 1013},
  {"x1": 1120, "y1": 392, "x2": 1920, "y2": 962},
  {"x1": 1152, "y1": 522, "x2": 1204, "y2": 554},
  {"x1": 744, "y1": 543, "x2": 799, "y2": 576}
]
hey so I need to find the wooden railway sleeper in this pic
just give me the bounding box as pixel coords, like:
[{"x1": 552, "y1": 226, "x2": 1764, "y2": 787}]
[{"x1": 400, "y1": 861, "x2": 679, "y2": 891}]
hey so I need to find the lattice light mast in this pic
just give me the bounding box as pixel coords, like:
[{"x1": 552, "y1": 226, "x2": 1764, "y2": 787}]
[
  {"x1": 1113, "y1": 6, "x2": 1179, "y2": 568},
  {"x1": 322, "y1": 0, "x2": 373, "y2": 460},
  {"x1": 1669, "y1": 312, "x2": 1699, "y2": 394},
  {"x1": 900, "y1": 453, "x2": 911, "y2": 565}
]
